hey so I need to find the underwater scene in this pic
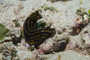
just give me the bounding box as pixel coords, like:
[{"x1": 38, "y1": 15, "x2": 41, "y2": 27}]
[{"x1": 0, "y1": 0, "x2": 90, "y2": 60}]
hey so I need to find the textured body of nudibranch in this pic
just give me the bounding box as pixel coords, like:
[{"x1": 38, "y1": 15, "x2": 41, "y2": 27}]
[{"x1": 23, "y1": 9, "x2": 56, "y2": 48}]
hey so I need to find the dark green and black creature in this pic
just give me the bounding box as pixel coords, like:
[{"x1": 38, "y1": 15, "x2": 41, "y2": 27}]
[{"x1": 23, "y1": 9, "x2": 56, "y2": 48}]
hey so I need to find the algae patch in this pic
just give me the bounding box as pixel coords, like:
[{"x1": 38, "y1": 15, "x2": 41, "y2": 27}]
[{"x1": 0, "y1": 23, "x2": 10, "y2": 42}]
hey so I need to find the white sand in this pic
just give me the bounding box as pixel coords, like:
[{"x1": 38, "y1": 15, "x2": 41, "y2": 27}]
[{"x1": 0, "y1": 0, "x2": 90, "y2": 60}]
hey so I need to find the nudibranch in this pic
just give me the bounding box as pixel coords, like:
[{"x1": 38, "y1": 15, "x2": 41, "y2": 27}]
[{"x1": 23, "y1": 9, "x2": 56, "y2": 48}]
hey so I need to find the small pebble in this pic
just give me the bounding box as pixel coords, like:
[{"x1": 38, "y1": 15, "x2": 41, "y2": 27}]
[
  {"x1": 84, "y1": 15, "x2": 88, "y2": 21},
  {"x1": 39, "y1": 42, "x2": 53, "y2": 54},
  {"x1": 58, "y1": 42, "x2": 67, "y2": 51},
  {"x1": 53, "y1": 43, "x2": 60, "y2": 52}
]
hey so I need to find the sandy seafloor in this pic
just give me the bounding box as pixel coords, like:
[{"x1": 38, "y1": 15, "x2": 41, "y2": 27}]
[{"x1": 0, "y1": 0, "x2": 90, "y2": 60}]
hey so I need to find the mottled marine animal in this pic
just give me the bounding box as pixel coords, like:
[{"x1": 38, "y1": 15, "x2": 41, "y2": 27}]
[{"x1": 23, "y1": 9, "x2": 56, "y2": 48}]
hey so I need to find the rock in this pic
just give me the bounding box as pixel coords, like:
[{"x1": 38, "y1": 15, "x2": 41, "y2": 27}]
[
  {"x1": 39, "y1": 42, "x2": 53, "y2": 54},
  {"x1": 0, "y1": 42, "x2": 19, "y2": 60},
  {"x1": 0, "y1": 0, "x2": 3, "y2": 5},
  {"x1": 16, "y1": 45, "x2": 37, "y2": 60},
  {"x1": 39, "y1": 50, "x2": 90, "y2": 60},
  {"x1": 39, "y1": 39, "x2": 55, "y2": 54},
  {"x1": 58, "y1": 41, "x2": 67, "y2": 51}
]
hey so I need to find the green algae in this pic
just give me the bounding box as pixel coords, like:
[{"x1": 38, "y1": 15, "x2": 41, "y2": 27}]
[
  {"x1": 88, "y1": 9, "x2": 90, "y2": 14},
  {"x1": 88, "y1": 9, "x2": 90, "y2": 17},
  {"x1": 41, "y1": 5, "x2": 58, "y2": 12},
  {"x1": 0, "y1": 23, "x2": 10, "y2": 42},
  {"x1": 36, "y1": 21, "x2": 47, "y2": 29}
]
